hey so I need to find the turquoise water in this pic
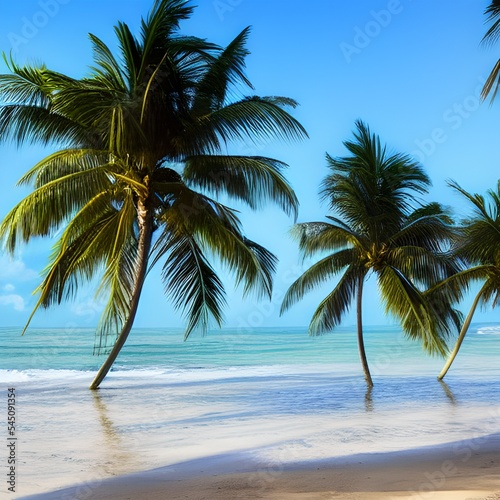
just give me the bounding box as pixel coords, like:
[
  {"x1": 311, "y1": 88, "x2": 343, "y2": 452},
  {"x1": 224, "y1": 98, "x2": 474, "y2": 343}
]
[
  {"x1": 2, "y1": 323, "x2": 499, "y2": 399},
  {"x1": 1, "y1": 323, "x2": 498, "y2": 367},
  {"x1": 2, "y1": 323, "x2": 499, "y2": 372}
]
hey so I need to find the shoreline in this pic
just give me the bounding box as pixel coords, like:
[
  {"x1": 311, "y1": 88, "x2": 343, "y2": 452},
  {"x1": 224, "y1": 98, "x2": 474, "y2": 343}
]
[
  {"x1": 4, "y1": 326, "x2": 499, "y2": 499},
  {"x1": 19, "y1": 434, "x2": 500, "y2": 500}
]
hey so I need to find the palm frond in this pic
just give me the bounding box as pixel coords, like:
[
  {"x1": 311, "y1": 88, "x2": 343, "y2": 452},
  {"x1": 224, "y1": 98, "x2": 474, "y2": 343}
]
[
  {"x1": 385, "y1": 246, "x2": 450, "y2": 287},
  {"x1": 17, "y1": 148, "x2": 111, "y2": 187},
  {"x1": 183, "y1": 155, "x2": 298, "y2": 218},
  {"x1": 190, "y1": 96, "x2": 307, "y2": 154},
  {"x1": 377, "y1": 265, "x2": 456, "y2": 356},
  {"x1": 88, "y1": 33, "x2": 128, "y2": 90},
  {"x1": 139, "y1": 0, "x2": 194, "y2": 71},
  {"x1": 0, "y1": 167, "x2": 112, "y2": 252},
  {"x1": 21, "y1": 197, "x2": 129, "y2": 336},
  {"x1": 0, "y1": 69, "x2": 49, "y2": 107},
  {"x1": 308, "y1": 265, "x2": 365, "y2": 335},
  {"x1": 0, "y1": 103, "x2": 91, "y2": 146},
  {"x1": 161, "y1": 188, "x2": 277, "y2": 298},
  {"x1": 280, "y1": 248, "x2": 359, "y2": 314},
  {"x1": 114, "y1": 21, "x2": 142, "y2": 88},
  {"x1": 392, "y1": 207, "x2": 456, "y2": 253},
  {"x1": 480, "y1": 268, "x2": 500, "y2": 307},
  {"x1": 426, "y1": 265, "x2": 494, "y2": 301},
  {"x1": 482, "y1": 59, "x2": 500, "y2": 103},
  {"x1": 161, "y1": 232, "x2": 226, "y2": 339},
  {"x1": 449, "y1": 180, "x2": 500, "y2": 264},
  {"x1": 192, "y1": 26, "x2": 253, "y2": 113},
  {"x1": 481, "y1": 2, "x2": 500, "y2": 102},
  {"x1": 290, "y1": 221, "x2": 364, "y2": 259},
  {"x1": 482, "y1": 1, "x2": 500, "y2": 46}
]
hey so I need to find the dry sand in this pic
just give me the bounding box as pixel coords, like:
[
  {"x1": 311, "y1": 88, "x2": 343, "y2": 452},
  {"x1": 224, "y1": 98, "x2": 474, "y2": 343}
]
[{"x1": 20, "y1": 434, "x2": 500, "y2": 500}]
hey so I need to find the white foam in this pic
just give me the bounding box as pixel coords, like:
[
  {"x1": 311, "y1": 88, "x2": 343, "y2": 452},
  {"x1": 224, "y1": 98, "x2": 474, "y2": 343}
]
[
  {"x1": 0, "y1": 363, "x2": 355, "y2": 389},
  {"x1": 0, "y1": 369, "x2": 93, "y2": 385}
]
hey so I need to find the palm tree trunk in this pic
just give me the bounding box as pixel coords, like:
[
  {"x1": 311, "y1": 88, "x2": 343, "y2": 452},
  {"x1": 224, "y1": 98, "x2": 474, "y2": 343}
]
[
  {"x1": 89, "y1": 201, "x2": 153, "y2": 390},
  {"x1": 356, "y1": 277, "x2": 373, "y2": 387},
  {"x1": 437, "y1": 289, "x2": 483, "y2": 381}
]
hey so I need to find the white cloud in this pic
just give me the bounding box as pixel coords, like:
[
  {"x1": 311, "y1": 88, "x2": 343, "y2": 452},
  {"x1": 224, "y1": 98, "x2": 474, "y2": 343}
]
[
  {"x1": 0, "y1": 256, "x2": 38, "y2": 281},
  {"x1": 71, "y1": 298, "x2": 104, "y2": 321},
  {"x1": 3, "y1": 284, "x2": 15, "y2": 292},
  {"x1": 0, "y1": 294, "x2": 25, "y2": 311}
]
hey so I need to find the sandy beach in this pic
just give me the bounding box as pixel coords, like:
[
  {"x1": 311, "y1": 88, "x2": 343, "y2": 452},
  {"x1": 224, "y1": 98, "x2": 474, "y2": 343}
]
[
  {"x1": 14, "y1": 434, "x2": 500, "y2": 500},
  {"x1": 20, "y1": 434, "x2": 500, "y2": 500}
]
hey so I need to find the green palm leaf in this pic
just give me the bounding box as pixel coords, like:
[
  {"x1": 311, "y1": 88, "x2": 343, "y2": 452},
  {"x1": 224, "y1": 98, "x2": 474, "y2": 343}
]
[
  {"x1": 161, "y1": 188, "x2": 277, "y2": 298},
  {"x1": 482, "y1": 0, "x2": 500, "y2": 46},
  {"x1": 281, "y1": 248, "x2": 359, "y2": 314},
  {"x1": 290, "y1": 221, "x2": 364, "y2": 258},
  {"x1": 162, "y1": 233, "x2": 226, "y2": 339},
  {"x1": 88, "y1": 34, "x2": 128, "y2": 90},
  {"x1": 308, "y1": 265, "x2": 365, "y2": 335},
  {"x1": 192, "y1": 26, "x2": 253, "y2": 113},
  {"x1": 0, "y1": 167, "x2": 113, "y2": 251},
  {"x1": 481, "y1": 2, "x2": 500, "y2": 102},
  {"x1": 184, "y1": 155, "x2": 298, "y2": 217},
  {"x1": 192, "y1": 96, "x2": 307, "y2": 152},
  {"x1": 377, "y1": 265, "x2": 454, "y2": 356}
]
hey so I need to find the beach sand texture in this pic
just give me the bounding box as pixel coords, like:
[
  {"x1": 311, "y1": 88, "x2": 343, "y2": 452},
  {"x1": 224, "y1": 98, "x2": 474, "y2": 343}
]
[{"x1": 19, "y1": 435, "x2": 500, "y2": 499}]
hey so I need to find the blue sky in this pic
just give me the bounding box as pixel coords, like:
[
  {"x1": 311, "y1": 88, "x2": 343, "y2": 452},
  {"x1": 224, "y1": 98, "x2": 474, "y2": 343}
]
[{"x1": 0, "y1": 0, "x2": 499, "y2": 332}]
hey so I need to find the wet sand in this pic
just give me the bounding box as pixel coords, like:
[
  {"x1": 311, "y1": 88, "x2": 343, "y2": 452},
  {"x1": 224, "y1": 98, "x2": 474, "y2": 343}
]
[{"x1": 20, "y1": 434, "x2": 500, "y2": 500}]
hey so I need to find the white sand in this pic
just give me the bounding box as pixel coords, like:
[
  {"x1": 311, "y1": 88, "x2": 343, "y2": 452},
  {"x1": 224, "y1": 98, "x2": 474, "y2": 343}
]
[{"x1": 19, "y1": 434, "x2": 500, "y2": 499}]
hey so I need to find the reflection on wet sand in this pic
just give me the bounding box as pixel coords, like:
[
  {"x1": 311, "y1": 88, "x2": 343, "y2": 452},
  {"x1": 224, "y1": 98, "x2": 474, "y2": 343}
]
[
  {"x1": 364, "y1": 384, "x2": 374, "y2": 412},
  {"x1": 92, "y1": 391, "x2": 142, "y2": 475},
  {"x1": 438, "y1": 379, "x2": 457, "y2": 406}
]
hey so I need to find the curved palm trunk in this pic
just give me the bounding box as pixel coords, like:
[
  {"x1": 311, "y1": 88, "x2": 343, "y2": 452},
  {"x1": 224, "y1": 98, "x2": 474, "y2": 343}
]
[
  {"x1": 89, "y1": 201, "x2": 153, "y2": 390},
  {"x1": 357, "y1": 277, "x2": 373, "y2": 387},
  {"x1": 437, "y1": 289, "x2": 483, "y2": 381}
]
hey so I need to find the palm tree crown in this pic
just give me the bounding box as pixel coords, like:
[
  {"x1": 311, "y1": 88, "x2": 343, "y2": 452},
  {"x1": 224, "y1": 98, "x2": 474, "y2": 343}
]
[
  {"x1": 0, "y1": 0, "x2": 307, "y2": 388},
  {"x1": 437, "y1": 180, "x2": 500, "y2": 379},
  {"x1": 481, "y1": 0, "x2": 500, "y2": 101},
  {"x1": 281, "y1": 120, "x2": 460, "y2": 386}
]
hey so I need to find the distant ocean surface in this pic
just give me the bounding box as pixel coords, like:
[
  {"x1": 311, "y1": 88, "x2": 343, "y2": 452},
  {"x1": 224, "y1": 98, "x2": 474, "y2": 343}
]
[{"x1": 1, "y1": 324, "x2": 499, "y2": 497}]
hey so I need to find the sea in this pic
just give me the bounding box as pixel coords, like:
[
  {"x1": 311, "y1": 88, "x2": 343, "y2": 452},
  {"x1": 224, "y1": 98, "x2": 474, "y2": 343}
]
[{"x1": 1, "y1": 324, "x2": 499, "y2": 498}]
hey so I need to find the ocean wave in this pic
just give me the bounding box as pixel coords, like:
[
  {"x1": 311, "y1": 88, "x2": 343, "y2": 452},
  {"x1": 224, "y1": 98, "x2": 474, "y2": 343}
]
[
  {"x1": 0, "y1": 368, "x2": 93, "y2": 385},
  {"x1": 0, "y1": 363, "x2": 355, "y2": 387}
]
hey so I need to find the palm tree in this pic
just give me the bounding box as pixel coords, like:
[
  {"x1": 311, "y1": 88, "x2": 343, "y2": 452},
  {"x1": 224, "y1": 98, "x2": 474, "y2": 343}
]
[
  {"x1": 437, "y1": 181, "x2": 500, "y2": 380},
  {"x1": 281, "y1": 120, "x2": 460, "y2": 386},
  {"x1": 481, "y1": 1, "x2": 500, "y2": 102},
  {"x1": 0, "y1": 0, "x2": 307, "y2": 389}
]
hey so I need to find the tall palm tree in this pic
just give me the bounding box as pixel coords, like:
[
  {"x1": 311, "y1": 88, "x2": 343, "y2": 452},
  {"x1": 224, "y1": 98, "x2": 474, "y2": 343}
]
[
  {"x1": 0, "y1": 0, "x2": 307, "y2": 389},
  {"x1": 437, "y1": 181, "x2": 500, "y2": 380},
  {"x1": 481, "y1": 1, "x2": 500, "y2": 102},
  {"x1": 281, "y1": 120, "x2": 460, "y2": 386}
]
